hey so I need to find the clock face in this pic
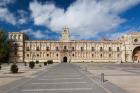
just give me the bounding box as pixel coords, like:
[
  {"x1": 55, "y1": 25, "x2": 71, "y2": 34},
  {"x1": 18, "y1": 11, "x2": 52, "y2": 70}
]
[{"x1": 134, "y1": 39, "x2": 138, "y2": 42}]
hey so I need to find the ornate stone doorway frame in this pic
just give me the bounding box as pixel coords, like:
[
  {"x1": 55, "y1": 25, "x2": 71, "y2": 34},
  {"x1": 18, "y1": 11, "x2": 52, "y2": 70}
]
[{"x1": 63, "y1": 56, "x2": 67, "y2": 62}]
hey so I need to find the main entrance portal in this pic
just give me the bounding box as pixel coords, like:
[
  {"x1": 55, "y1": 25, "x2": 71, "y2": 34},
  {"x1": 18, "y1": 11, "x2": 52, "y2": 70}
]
[
  {"x1": 63, "y1": 57, "x2": 67, "y2": 62},
  {"x1": 133, "y1": 47, "x2": 140, "y2": 62}
]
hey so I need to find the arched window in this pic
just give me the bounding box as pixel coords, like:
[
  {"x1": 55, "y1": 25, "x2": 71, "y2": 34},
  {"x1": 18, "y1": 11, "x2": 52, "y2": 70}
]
[
  {"x1": 56, "y1": 54, "x2": 58, "y2": 57},
  {"x1": 27, "y1": 54, "x2": 29, "y2": 57},
  {"x1": 117, "y1": 47, "x2": 120, "y2": 51},
  {"x1": 37, "y1": 54, "x2": 39, "y2": 57},
  {"x1": 134, "y1": 39, "x2": 138, "y2": 42},
  {"x1": 117, "y1": 54, "x2": 120, "y2": 57},
  {"x1": 92, "y1": 54, "x2": 94, "y2": 57},
  {"x1": 100, "y1": 47, "x2": 103, "y2": 51},
  {"x1": 18, "y1": 35, "x2": 21, "y2": 40},
  {"x1": 81, "y1": 47, "x2": 84, "y2": 51},
  {"x1": 26, "y1": 47, "x2": 29, "y2": 51},
  {"x1": 109, "y1": 47, "x2": 112, "y2": 51},
  {"x1": 46, "y1": 47, "x2": 49, "y2": 51},
  {"x1": 56, "y1": 47, "x2": 59, "y2": 51},
  {"x1": 46, "y1": 54, "x2": 49, "y2": 57},
  {"x1": 36, "y1": 46, "x2": 39, "y2": 51},
  {"x1": 92, "y1": 47, "x2": 94, "y2": 51},
  {"x1": 109, "y1": 54, "x2": 111, "y2": 57},
  {"x1": 100, "y1": 54, "x2": 102, "y2": 57},
  {"x1": 64, "y1": 46, "x2": 67, "y2": 50},
  {"x1": 72, "y1": 54, "x2": 74, "y2": 57},
  {"x1": 72, "y1": 47, "x2": 74, "y2": 51}
]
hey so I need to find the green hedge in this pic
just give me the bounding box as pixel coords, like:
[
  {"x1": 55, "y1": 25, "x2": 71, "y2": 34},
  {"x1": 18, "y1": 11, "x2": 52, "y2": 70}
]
[
  {"x1": 29, "y1": 61, "x2": 35, "y2": 69},
  {"x1": 10, "y1": 63, "x2": 18, "y2": 73},
  {"x1": 44, "y1": 62, "x2": 47, "y2": 66},
  {"x1": 47, "y1": 60, "x2": 53, "y2": 64}
]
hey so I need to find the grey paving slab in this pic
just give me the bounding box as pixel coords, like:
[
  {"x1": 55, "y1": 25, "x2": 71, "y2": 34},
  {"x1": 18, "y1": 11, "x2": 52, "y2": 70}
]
[{"x1": 0, "y1": 63, "x2": 129, "y2": 93}]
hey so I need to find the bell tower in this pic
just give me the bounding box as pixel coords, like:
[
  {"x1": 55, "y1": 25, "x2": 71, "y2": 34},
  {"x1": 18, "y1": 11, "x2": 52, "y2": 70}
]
[{"x1": 61, "y1": 27, "x2": 70, "y2": 41}]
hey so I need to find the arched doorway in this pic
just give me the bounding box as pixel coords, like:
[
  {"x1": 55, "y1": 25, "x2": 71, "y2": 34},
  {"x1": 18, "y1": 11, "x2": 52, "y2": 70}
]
[
  {"x1": 63, "y1": 56, "x2": 67, "y2": 62},
  {"x1": 132, "y1": 47, "x2": 140, "y2": 62}
]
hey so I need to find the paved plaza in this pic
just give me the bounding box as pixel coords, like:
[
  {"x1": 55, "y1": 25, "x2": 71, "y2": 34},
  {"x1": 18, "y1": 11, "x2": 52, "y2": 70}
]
[
  {"x1": 0, "y1": 63, "x2": 140, "y2": 93},
  {"x1": 77, "y1": 63, "x2": 140, "y2": 93}
]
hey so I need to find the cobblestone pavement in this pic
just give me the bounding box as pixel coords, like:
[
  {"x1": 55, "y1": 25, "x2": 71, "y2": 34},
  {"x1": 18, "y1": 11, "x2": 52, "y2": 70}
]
[{"x1": 0, "y1": 63, "x2": 128, "y2": 93}]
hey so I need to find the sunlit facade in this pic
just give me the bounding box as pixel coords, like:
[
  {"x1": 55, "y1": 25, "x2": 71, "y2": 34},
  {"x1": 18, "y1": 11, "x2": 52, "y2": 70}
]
[{"x1": 8, "y1": 27, "x2": 140, "y2": 63}]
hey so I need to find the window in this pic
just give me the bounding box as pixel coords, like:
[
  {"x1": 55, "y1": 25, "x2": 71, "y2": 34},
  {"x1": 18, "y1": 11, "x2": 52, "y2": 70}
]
[
  {"x1": 100, "y1": 54, "x2": 102, "y2": 57},
  {"x1": 18, "y1": 35, "x2": 21, "y2": 40},
  {"x1": 92, "y1": 47, "x2": 94, "y2": 51},
  {"x1": 134, "y1": 39, "x2": 138, "y2": 42},
  {"x1": 36, "y1": 47, "x2": 39, "y2": 51},
  {"x1": 81, "y1": 47, "x2": 84, "y2": 51},
  {"x1": 26, "y1": 47, "x2": 29, "y2": 51},
  {"x1": 72, "y1": 47, "x2": 75, "y2": 51},
  {"x1": 36, "y1": 54, "x2": 39, "y2": 57},
  {"x1": 109, "y1": 47, "x2": 112, "y2": 51},
  {"x1": 64, "y1": 46, "x2": 67, "y2": 50},
  {"x1": 100, "y1": 47, "x2": 103, "y2": 51},
  {"x1": 56, "y1": 54, "x2": 58, "y2": 57},
  {"x1": 27, "y1": 54, "x2": 29, "y2": 57},
  {"x1": 47, "y1": 54, "x2": 49, "y2": 57},
  {"x1": 46, "y1": 47, "x2": 49, "y2": 51},
  {"x1": 109, "y1": 54, "x2": 111, "y2": 57},
  {"x1": 92, "y1": 54, "x2": 94, "y2": 57},
  {"x1": 72, "y1": 54, "x2": 74, "y2": 57},
  {"x1": 56, "y1": 47, "x2": 59, "y2": 51},
  {"x1": 117, "y1": 47, "x2": 120, "y2": 51},
  {"x1": 117, "y1": 54, "x2": 120, "y2": 57}
]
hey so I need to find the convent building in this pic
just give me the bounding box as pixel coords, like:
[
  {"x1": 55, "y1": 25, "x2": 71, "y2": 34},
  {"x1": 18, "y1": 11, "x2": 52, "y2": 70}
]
[{"x1": 8, "y1": 27, "x2": 140, "y2": 63}]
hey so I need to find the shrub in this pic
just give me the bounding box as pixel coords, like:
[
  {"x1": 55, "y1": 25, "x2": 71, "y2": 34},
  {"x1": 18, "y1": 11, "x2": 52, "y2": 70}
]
[
  {"x1": 35, "y1": 60, "x2": 39, "y2": 64},
  {"x1": 29, "y1": 61, "x2": 35, "y2": 69},
  {"x1": 10, "y1": 63, "x2": 18, "y2": 73},
  {"x1": 47, "y1": 60, "x2": 53, "y2": 64},
  {"x1": 44, "y1": 62, "x2": 47, "y2": 66}
]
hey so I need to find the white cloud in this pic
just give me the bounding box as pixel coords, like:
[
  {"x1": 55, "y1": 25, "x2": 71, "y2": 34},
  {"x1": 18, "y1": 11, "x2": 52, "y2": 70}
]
[
  {"x1": 21, "y1": 29, "x2": 46, "y2": 39},
  {"x1": 0, "y1": 0, "x2": 28, "y2": 25},
  {"x1": 17, "y1": 10, "x2": 29, "y2": 24},
  {"x1": 0, "y1": 8, "x2": 16, "y2": 25},
  {"x1": 0, "y1": 8, "x2": 29, "y2": 25},
  {"x1": 105, "y1": 27, "x2": 140, "y2": 40},
  {"x1": 30, "y1": 0, "x2": 140, "y2": 39},
  {"x1": 0, "y1": 0, "x2": 15, "y2": 6}
]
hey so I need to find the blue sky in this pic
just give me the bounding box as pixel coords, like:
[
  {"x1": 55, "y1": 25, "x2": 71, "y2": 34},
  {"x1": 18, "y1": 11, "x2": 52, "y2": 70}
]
[{"x1": 0, "y1": 0, "x2": 140, "y2": 40}]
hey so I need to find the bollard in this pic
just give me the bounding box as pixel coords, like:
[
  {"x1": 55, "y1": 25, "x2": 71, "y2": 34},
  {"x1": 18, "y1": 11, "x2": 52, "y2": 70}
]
[{"x1": 101, "y1": 73, "x2": 104, "y2": 83}]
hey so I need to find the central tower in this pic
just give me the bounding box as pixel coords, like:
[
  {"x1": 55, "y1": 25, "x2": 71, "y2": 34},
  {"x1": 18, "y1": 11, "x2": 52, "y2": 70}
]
[{"x1": 61, "y1": 27, "x2": 70, "y2": 41}]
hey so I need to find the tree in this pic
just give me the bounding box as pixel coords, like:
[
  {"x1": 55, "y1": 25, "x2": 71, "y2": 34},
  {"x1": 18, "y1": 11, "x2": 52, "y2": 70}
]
[{"x1": 0, "y1": 29, "x2": 10, "y2": 62}]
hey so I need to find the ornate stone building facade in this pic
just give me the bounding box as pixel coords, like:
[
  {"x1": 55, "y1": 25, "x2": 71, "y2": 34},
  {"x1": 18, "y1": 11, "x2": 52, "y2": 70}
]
[{"x1": 8, "y1": 27, "x2": 140, "y2": 63}]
